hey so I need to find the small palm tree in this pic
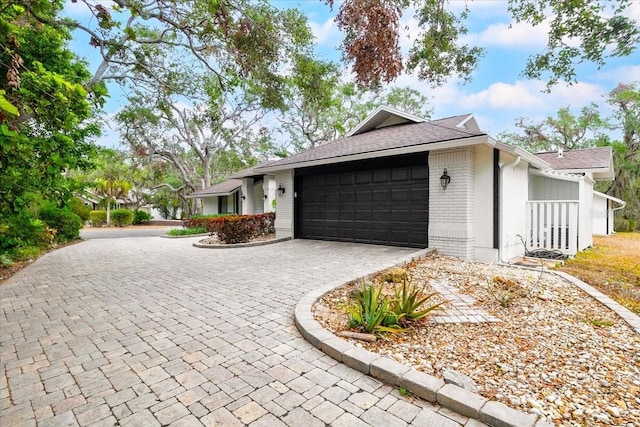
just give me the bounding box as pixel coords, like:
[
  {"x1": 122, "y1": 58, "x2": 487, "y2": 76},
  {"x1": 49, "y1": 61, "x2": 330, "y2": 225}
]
[{"x1": 95, "y1": 176, "x2": 131, "y2": 226}]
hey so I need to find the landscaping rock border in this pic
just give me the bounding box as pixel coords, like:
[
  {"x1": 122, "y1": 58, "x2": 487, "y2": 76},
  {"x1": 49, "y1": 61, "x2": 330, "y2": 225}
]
[
  {"x1": 160, "y1": 232, "x2": 209, "y2": 239},
  {"x1": 193, "y1": 236, "x2": 292, "y2": 249},
  {"x1": 295, "y1": 248, "x2": 557, "y2": 427}
]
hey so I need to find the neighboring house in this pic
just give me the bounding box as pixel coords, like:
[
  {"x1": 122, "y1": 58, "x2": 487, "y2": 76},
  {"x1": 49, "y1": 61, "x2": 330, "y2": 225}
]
[
  {"x1": 231, "y1": 106, "x2": 623, "y2": 261},
  {"x1": 186, "y1": 166, "x2": 279, "y2": 216}
]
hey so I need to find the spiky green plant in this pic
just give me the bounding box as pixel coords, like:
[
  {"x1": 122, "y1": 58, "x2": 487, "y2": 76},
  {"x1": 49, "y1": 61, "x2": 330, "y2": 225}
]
[
  {"x1": 345, "y1": 282, "x2": 403, "y2": 334},
  {"x1": 391, "y1": 279, "x2": 444, "y2": 323}
]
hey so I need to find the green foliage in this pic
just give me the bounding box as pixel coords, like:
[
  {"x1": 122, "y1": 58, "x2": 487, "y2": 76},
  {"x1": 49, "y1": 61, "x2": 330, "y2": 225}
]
[
  {"x1": 167, "y1": 227, "x2": 207, "y2": 236},
  {"x1": 132, "y1": 210, "x2": 152, "y2": 225},
  {"x1": 89, "y1": 210, "x2": 107, "y2": 227},
  {"x1": 391, "y1": 279, "x2": 444, "y2": 323},
  {"x1": 68, "y1": 197, "x2": 91, "y2": 221},
  {"x1": 345, "y1": 282, "x2": 403, "y2": 334},
  {"x1": 614, "y1": 217, "x2": 630, "y2": 232},
  {"x1": 110, "y1": 209, "x2": 134, "y2": 227},
  {"x1": 39, "y1": 203, "x2": 82, "y2": 241},
  {"x1": 0, "y1": 253, "x2": 13, "y2": 268},
  {"x1": 0, "y1": 0, "x2": 103, "y2": 259},
  {"x1": 13, "y1": 246, "x2": 41, "y2": 261},
  {"x1": 398, "y1": 387, "x2": 413, "y2": 398}
]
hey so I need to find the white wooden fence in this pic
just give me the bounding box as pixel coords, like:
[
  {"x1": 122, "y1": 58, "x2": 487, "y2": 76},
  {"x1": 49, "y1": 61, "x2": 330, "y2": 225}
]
[{"x1": 525, "y1": 201, "x2": 579, "y2": 255}]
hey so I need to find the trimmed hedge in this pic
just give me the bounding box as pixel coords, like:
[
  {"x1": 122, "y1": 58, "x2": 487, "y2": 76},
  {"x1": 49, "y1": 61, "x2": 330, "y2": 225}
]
[
  {"x1": 183, "y1": 212, "x2": 275, "y2": 244},
  {"x1": 111, "y1": 209, "x2": 134, "y2": 227},
  {"x1": 90, "y1": 210, "x2": 107, "y2": 227}
]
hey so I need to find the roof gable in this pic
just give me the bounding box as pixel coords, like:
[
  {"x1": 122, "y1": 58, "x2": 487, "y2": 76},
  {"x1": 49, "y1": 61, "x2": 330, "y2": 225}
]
[
  {"x1": 431, "y1": 114, "x2": 480, "y2": 133},
  {"x1": 347, "y1": 106, "x2": 427, "y2": 136}
]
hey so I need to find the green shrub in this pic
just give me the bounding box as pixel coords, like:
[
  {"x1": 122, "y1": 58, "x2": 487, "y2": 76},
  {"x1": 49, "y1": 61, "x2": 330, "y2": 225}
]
[
  {"x1": 68, "y1": 197, "x2": 91, "y2": 221},
  {"x1": 39, "y1": 204, "x2": 82, "y2": 241},
  {"x1": 628, "y1": 219, "x2": 638, "y2": 231},
  {"x1": 167, "y1": 227, "x2": 207, "y2": 236},
  {"x1": 614, "y1": 217, "x2": 630, "y2": 232},
  {"x1": 132, "y1": 209, "x2": 152, "y2": 225},
  {"x1": 110, "y1": 209, "x2": 134, "y2": 227},
  {"x1": 345, "y1": 282, "x2": 403, "y2": 334},
  {"x1": 90, "y1": 210, "x2": 107, "y2": 227}
]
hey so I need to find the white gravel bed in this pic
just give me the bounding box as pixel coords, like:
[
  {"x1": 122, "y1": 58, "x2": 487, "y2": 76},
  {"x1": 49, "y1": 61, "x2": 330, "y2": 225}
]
[{"x1": 314, "y1": 254, "x2": 640, "y2": 427}]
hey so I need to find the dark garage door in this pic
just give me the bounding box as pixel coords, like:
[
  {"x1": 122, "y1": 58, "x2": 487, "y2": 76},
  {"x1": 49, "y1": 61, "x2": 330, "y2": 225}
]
[{"x1": 295, "y1": 153, "x2": 429, "y2": 248}]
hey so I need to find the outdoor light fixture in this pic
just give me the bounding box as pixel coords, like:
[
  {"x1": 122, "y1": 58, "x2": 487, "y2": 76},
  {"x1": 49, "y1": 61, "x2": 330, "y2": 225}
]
[
  {"x1": 440, "y1": 168, "x2": 451, "y2": 190},
  {"x1": 277, "y1": 183, "x2": 286, "y2": 196},
  {"x1": 263, "y1": 194, "x2": 268, "y2": 200},
  {"x1": 240, "y1": 193, "x2": 246, "y2": 200}
]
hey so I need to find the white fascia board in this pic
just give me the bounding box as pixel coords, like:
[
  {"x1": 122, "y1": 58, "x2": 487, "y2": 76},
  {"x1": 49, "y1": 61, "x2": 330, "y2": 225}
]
[
  {"x1": 592, "y1": 190, "x2": 626, "y2": 206},
  {"x1": 493, "y1": 140, "x2": 550, "y2": 170},
  {"x1": 529, "y1": 168, "x2": 595, "y2": 184},
  {"x1": 185, "y1": 188, "x2": 240, "y2": 199},
  {"x1": 346, "y1": 105, "x2": 427, "y2": 137},
  {"x1": 257, "y1": 135, "x2": 488, "y2": 173},
  {"x1": 554, "y1": 168, "x2": 613, "y2": 180}
]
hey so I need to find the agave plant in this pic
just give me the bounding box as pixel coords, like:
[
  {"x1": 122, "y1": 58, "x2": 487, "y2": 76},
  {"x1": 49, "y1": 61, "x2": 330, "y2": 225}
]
[
  {"x1": 391, "y1": 279, "x2": 444, "y2": 323},
  {"x1": 345, "y1": 282, "x2": 403, "y2": 334}
]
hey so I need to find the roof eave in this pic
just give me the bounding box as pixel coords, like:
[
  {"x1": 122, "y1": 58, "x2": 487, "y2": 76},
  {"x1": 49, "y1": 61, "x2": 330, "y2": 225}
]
[
  {"x1": 493, "y1": 140, "x2": 551, "y2": 170},
  {"x1": 346, "y1": 106, "x2": 427, "y2": 137}
]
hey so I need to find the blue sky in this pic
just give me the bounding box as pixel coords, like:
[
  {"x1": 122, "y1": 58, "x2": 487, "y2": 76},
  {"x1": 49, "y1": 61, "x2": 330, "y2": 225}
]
[{"x1": 64, "y1": 0, "x2": 640, "y2": 148}]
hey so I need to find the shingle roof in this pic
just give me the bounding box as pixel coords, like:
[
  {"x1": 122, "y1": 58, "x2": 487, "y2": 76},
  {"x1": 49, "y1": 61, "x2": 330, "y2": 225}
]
[
  {"x1": 535, "y1": 147, "x2": 612, "y2": 170},
  {"x1": 430, "y1": 114, "x2": 472, "y2": 128},
  {"x1": 187, "y1": 179, "x2": 242, "y2": 198},
  {"x1": 256, "y1": 121, "x2": 485, "y2": 170}
]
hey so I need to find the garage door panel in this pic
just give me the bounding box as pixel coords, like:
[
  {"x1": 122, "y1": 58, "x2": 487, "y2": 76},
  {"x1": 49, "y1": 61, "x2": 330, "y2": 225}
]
[{"x1": 296, "y1": 154, "x2": 428, "y2": 248}]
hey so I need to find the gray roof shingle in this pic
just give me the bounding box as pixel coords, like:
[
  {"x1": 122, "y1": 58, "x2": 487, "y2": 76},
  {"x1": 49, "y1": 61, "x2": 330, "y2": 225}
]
[
  {"x1": 256, "y1": 121, "x2": 485, "y2": 170},
  {"x1": 187, "y1": 179, "x2": 242, "y2": 198},
  {"x1": 535, "y1": 147, "x2": 612, "y2": 170}
]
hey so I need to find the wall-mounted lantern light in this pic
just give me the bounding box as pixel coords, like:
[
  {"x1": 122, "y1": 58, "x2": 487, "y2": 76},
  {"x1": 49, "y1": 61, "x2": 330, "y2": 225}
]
[
  {"x1": 263, "y1": 194, "x2": 268, "y2": 200},
  {"x1": 240, "y1": 192, "x2": 246, "y2": 200},
  {"x1": 440, "y1": 168, "x2": 451, "y2": 190},
  {"x1": 277, "y1": 183, "x2": 286, "y2": 197}
]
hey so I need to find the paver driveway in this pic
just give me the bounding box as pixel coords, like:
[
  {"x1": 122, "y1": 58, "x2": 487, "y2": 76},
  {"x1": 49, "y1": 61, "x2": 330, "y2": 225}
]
[{"x1": 1, "y1": 237, "x2": 467, "y2": 426}]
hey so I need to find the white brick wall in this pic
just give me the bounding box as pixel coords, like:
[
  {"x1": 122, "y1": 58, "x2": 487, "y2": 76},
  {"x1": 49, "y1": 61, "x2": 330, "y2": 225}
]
[
  {"x1": 274, "y1": 170, "x2": 294, "y2": 238},
  {"x1": 429, "y1": 148, "x2": 475, "y2": 259}
]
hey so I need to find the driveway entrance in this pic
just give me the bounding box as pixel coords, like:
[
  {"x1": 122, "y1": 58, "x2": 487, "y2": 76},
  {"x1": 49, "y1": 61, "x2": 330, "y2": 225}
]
[{"x1": 1, "y1": 238, "x2": 466, "y2": 426}]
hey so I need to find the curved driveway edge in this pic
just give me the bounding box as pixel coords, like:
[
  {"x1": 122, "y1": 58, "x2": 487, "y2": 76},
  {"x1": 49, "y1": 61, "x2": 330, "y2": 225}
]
[
  {"x1": 294, "y1": 249, "x2": 555, "y2": 427},
  {"x1": 193, "y1": 237, "x2": 292, "y2": 249}
]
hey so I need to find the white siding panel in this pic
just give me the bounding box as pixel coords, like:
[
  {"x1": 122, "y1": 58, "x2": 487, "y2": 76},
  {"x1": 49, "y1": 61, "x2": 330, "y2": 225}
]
[
  {"x1": 500, "y1": 156, "x2": 529, "y2": 260},
  {"x1": 529, "y1": 176, "x2": 578, "y2": 200},
  {"x1": 202, "y1": 197, "x2": 219, "y2": 215},
  {"x1": 473, "y1": 144, "x2": 497, "y2": 261}
]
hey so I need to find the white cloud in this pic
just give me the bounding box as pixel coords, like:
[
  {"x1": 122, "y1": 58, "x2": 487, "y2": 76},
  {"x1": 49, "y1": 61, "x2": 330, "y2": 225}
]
[
  {"x1": 309, "y1": 17, "x2": 341, "y2": 48},
  {"x1": 460, "y1": 81, "x2": 544, "y2": 109},
  {"x1": 463, "y1": 20, "x2": 549, "y2": 50},
  {"x1": 593, "y1": 65, "x2": 640, "y2": 83},
  {"x1": 628, "y1": 1, "x2": 640, "y2": 20}
]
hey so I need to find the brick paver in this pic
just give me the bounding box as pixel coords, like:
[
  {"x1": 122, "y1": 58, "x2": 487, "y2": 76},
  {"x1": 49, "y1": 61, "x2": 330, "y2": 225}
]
[{"x1": 1, "y1": 238, "x2": 476, "y2": 426}]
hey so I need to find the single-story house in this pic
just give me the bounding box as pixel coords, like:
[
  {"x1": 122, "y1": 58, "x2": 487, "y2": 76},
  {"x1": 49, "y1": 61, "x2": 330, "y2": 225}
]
[
  {"x1": 229, "y1": 106, "x2": 624, "y2": 261},
  {"x1": 186, "y1": 168, "x2": 277, "y2": 216}
]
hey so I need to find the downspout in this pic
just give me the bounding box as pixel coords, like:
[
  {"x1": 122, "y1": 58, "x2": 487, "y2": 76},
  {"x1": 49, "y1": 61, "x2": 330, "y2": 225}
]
[
  {"x1": 498, "y1": 156, "x2": 521, "y2": 262},
  {"x1": 611, "y1": 200, "x2": 627, "y2": 234}
]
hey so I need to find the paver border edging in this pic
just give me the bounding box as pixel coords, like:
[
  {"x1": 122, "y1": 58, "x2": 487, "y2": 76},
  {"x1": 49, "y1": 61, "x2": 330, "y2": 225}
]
[
  {"x1": 192, "y1": 236, "x2": 292, "y2": 249},
  {"x1": 550, "y1": 270, "x2": 640, "y2": 334},
  {"x1": 294, "y1": 248, "x2": 552, "y2": 427},
  {"x1": 503, "y1": 264, "x2": 640, "y2": 334}
]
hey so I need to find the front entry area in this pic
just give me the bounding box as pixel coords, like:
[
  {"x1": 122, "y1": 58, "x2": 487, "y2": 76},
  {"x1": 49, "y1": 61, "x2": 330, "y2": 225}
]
[{"x1": 294, "y1": 153, "x2": 429, "y2": 248}]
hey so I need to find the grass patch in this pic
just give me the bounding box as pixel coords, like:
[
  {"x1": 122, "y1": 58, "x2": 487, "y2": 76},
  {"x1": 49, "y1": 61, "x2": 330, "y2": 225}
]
[
  {"x1": 167, "y1": 227, "x2": 207, "y2": 236},
  {"x1": 556, "y1": 232, "x2": 640, "y2": 314}
]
